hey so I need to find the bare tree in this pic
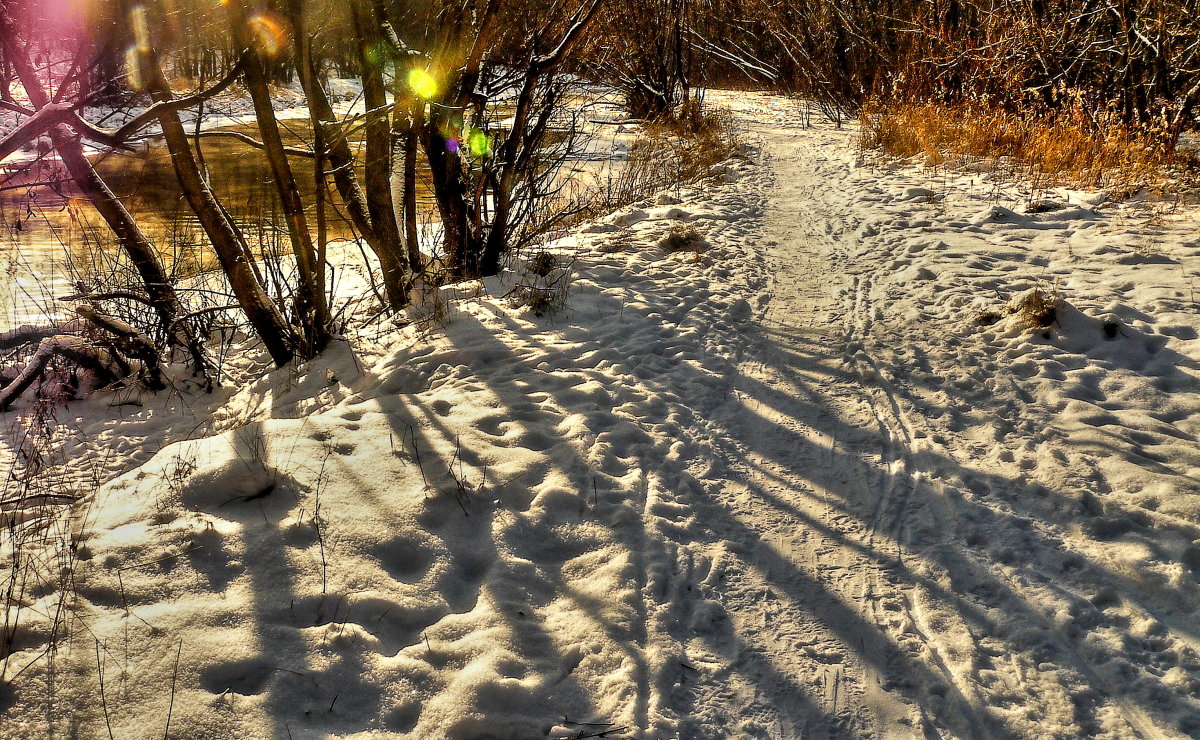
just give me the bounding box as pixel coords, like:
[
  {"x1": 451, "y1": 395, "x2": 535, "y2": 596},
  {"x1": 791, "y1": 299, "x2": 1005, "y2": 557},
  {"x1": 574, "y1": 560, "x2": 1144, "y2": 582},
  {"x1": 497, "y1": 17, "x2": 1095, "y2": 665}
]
[
  {"x1": 283, "y1": 0, "x2": 413, "y2": 310},
  {"x1": 587, "y1": 0, "x2": 695, "y2": 119},
  {"x1": 129, "y1": 24, "x2": 302, "y2": 367},
  {"x1": 0, "y1": 9, "x2": 213, "y2": 385},
  {"x1": 352, "y1": 0, "x2": 411, "y2": 302},
  {"x1": 405, "y1": 0, "x2": 602, "y2": 280},
  {"x1": 225, "y1": 0, "x2": 332, "y2": 354}
]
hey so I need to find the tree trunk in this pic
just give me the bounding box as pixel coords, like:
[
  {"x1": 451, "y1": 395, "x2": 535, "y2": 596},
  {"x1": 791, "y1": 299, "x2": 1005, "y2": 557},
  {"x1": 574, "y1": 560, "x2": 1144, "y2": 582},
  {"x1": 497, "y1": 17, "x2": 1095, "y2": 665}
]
[
  {"x1": 422, "y1": 112, "x2": 481, "y2": 279},
  {"x1": 402, "y1": 103, "x2": 423, "y2": 272},
  {"x1": 353, "y1": 0, "x2": 409, "y2": 305},
  {"x1": 286, "y1": 0, "x2": 409, "y2": 309},
  {"x1": 227, "y1": 0, "x2": 331, "y2": 355},
  {"x1": 137, "y1": 47, "x2": 299, "y2": 367}
]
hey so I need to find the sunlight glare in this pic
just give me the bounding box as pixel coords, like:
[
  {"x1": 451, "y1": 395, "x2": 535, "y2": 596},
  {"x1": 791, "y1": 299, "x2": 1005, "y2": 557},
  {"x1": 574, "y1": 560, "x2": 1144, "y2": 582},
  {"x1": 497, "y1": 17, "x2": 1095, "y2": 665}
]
[
  {"x1": 247, "y1": 12, "x2": 289, "y2": 57},
  {"x1": 407, "y1": 68, "x2": 438, "y2": 100},
  {"x1": 124, "y1": 46, "x2": 145, "y2": 91},
  {"x1": 363, "y1": 44, "x2": 381, "y2": 68},
  {"x1": 122, "y1": 4, "x2": 152, "y2": 90}
]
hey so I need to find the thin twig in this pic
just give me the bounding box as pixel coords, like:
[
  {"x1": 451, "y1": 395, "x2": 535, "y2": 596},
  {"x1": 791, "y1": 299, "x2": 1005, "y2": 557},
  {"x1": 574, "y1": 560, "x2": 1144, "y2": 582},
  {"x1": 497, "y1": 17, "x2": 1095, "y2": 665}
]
[
  {"x1": 96, "y1": 639, "x2": 115, "y2": 740},
  {"x1": 164, "y1": 638, "x2": 183, "y2": 740}
]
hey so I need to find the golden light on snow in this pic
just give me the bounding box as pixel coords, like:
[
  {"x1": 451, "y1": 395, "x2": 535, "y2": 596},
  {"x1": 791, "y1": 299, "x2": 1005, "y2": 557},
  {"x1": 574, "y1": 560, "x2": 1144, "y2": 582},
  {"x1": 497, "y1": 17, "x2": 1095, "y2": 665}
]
[{"x1": 407, "y1": 68, "x2": 438, "y2": 100}]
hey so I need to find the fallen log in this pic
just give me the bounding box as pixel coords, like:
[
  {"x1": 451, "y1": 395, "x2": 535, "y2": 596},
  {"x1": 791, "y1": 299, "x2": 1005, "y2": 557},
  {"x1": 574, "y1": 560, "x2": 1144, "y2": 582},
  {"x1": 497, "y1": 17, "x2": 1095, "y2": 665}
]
[
  {"x1": 74, "y1": 305, "x2": 166, "y2": 391},
  {"x1": 0, "y1": 336, "x2": 122, "y2": 411}
]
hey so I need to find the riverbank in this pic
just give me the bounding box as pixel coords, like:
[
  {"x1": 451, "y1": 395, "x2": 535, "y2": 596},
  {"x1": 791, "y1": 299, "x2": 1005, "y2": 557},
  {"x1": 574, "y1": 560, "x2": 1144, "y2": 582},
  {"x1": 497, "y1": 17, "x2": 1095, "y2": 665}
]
[{"x1": 0, "y1": 80, "x2": 635, "y2": 330}]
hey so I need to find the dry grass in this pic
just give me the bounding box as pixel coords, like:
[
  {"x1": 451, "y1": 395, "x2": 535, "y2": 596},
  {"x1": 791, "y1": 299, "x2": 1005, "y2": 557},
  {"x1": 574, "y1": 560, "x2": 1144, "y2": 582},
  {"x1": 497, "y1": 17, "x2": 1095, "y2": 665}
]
[
  {"x1": 524, "y1": 251, "x2": 559, "y2": 278},
  {"x1": 507, "y1": 253, "x2": 575, "y2": 317},
  {"x1": 631, "y1": 102, "x2": 741, "y2": 188},
  {"x1": 860, "y1": 100, "x2": 1200, "y2": 191},
  {"x1": 658, "y1": 225, "x2": 706, "y2": 256},
  {"x1": 556, "y1": 103, "x2": 741, "y2": 230},
  {"x1": 1006, "y1": 286, "x2": 1060, "y2": 330}
]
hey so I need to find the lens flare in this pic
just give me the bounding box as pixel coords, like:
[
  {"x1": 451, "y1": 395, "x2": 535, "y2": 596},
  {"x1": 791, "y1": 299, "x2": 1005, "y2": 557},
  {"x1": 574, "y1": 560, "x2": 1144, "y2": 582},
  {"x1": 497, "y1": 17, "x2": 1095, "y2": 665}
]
[
  {"x1": 467, "y1": 129, "x2": 491, "y2": 157},
  {"x1": 39, "y1": 0, "x2": 93, "y2": 36},
  {"x1": 130, "y1": 5, "x2": 151, "y2": 51},
  {"x1": 125, "y1": 46, "x2": 145, "y2": 91},
  {"x1": 363, "y1": 44, "x2": 383, "y2": 68},
  {"x1": 247, "y1": 12, "x2": 289, "y2": 57},
  {"x1": 122, "y1": 5, "x2": 153, "y2": 90},
  {"x1": 407, "y1": 68, "x2": 438, "y2": 100}
]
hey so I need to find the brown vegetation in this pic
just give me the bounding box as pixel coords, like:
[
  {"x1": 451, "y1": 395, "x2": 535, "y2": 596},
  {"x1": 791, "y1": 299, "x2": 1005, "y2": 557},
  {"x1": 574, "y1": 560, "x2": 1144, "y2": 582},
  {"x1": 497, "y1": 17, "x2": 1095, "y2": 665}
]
[{"x1": 860, "y1": 101, "x2": 1200, "y2": 190}]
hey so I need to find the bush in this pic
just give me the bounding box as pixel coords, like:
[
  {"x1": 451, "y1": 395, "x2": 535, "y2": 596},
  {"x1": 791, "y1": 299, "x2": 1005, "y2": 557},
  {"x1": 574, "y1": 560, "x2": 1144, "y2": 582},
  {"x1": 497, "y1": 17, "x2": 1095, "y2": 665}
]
[{"x1": 558, "y1": 103, "x2": 741, "y2": 230}]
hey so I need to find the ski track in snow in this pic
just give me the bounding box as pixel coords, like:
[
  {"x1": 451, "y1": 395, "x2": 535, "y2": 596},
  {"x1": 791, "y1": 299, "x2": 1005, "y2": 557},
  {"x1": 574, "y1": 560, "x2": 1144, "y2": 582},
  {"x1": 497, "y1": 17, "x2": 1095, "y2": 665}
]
[
  {"x1": 4, "y1": 92, "x2": 1200, "y2": 738},
  {"x1": 697, "y1": 92, "x2": 1200, "y2": 739}
]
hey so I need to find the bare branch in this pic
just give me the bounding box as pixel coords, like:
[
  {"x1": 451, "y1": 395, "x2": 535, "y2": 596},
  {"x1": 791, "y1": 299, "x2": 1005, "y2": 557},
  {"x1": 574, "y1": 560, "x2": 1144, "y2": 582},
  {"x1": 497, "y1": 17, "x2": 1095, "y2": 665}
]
[
  {"x1": 0, "y1": 57, "x2": 247, "y2": 162},
  {"x1": 96, "y1": 54, "x2": 248, "y2": 141},
  {"x1": 0, "y1": 322, "x2": 86, "y2": 351},
  {"x1": 192, "y1": 130, "x2": 316, "y2": 158},
  {"x1": 0, "y1": 99, "x2": 35, "y2": 116}
]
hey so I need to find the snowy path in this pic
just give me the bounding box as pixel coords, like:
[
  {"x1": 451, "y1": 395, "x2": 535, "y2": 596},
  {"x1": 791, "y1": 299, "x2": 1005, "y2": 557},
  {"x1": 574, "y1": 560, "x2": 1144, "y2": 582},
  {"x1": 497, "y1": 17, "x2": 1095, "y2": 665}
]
[
  {"x1": 6, "y1": 93, "x2": 1200, "y2": 739},
  {"x1": 681, "y1": 93, "x2": 1200, "y2": 738}
]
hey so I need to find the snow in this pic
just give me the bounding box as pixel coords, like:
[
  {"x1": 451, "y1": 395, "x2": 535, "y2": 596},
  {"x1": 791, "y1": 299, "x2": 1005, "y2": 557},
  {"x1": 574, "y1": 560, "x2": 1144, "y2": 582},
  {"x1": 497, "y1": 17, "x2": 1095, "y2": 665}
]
[{"x1": 5, "y1": 91, "x2": 1200, "y2": 738}]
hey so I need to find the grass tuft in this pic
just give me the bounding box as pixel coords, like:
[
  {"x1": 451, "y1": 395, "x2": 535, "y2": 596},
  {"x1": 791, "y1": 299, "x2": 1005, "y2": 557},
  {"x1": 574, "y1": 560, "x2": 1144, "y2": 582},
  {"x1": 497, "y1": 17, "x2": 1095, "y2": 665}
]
[
  {"x1": 658, "y1": 225, "x2": 706, "y2": 255},
  {"x1": 1006, "y1": 286, "x2": 1059, "y2": 330}
]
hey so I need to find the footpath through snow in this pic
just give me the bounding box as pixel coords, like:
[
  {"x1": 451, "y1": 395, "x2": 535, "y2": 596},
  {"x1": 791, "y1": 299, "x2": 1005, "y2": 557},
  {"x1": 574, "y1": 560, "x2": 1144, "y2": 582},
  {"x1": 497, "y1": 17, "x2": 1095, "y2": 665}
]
[{"x1": 4, "y1": 92, "x2": 1200, "y2": 739}]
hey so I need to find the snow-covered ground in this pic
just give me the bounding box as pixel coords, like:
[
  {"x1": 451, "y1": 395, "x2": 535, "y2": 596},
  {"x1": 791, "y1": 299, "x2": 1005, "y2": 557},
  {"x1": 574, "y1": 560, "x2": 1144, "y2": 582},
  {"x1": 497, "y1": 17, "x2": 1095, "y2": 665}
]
[{"x1": 4, "y1": 91, "x2": 1200, "y2": 738}]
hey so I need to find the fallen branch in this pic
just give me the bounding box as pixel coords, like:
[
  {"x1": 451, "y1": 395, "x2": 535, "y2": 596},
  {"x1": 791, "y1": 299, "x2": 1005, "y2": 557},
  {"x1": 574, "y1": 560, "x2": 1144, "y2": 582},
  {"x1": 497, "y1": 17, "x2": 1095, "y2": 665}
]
[
  {"x1": 0, "y1": 103, "x2": 94, "y2": 162},
  {"x1": 0, "y1": 98, "x2": 34, "y2": 116},
  {"x1": 0, "y1": 336, "x2": 121, "y2": 411},
  {"x1": 75, "y1": 305, "x2": 167, "y2": 391},
  {"x1": 58, "y1": 288, "x2": 157, "y2": 307},
  {"x1": 0, "y1": 321, "x2": 87, "y2": 351},
  {"x1": 167, "y1": 304, "x2": 243, "y2": 332},
  {"x1": 0, "y1": 493, "x2": 75, "y2": 509}
]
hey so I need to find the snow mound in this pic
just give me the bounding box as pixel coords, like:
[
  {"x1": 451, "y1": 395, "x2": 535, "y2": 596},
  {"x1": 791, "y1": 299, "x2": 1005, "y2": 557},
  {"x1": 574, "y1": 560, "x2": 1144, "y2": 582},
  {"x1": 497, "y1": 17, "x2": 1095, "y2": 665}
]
[{"x1": 2, "y1": 151, "x2": 770, "y2": 738}]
